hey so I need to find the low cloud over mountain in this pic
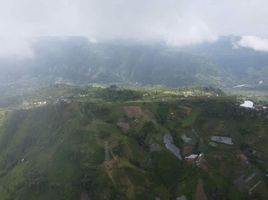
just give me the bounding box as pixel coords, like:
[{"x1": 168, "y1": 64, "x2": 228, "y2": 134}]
[{"x1": 1, "y1": 0, "x2": 268, "y2": 56}]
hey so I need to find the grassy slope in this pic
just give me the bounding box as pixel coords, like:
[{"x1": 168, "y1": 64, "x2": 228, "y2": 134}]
[{"x1": 0, "y1": 86, "x2": 267, "y2": 199}]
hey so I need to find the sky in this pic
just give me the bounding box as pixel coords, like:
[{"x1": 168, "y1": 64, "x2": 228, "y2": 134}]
[{"x1": 0, "y1": 0, "x2": 268, "y2": 57}]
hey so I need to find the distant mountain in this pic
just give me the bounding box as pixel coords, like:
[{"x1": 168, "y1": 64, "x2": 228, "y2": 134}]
[
  {"x1": 1, "y1": 36, "x2": 268, "y2": 92},
  {"x1": 182, "y1": 36, "x2": 268, "y2": 88}
]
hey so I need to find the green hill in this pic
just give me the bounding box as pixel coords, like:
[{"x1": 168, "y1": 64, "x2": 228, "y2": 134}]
[{"x1": 0, "y1": 86, "x2": 268, "y2": 199}]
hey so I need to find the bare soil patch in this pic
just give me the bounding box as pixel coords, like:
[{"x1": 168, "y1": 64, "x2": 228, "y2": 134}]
[{"x1": 195, "y1": 178, "x2": 208, "y2": 200}]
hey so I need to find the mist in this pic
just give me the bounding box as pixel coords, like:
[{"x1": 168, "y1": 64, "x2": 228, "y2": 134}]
[{"x1": 1, "y1": 0, "x2": 268, "y2": 57}]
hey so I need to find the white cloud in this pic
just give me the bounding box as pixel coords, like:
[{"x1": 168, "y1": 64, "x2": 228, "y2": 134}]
[
  {"x1": 164, "y1": 18, "x2": 218, "y2": 46},
  {"x1": 1, "y1": 0, "x2": 268, "y2": 56},
  {"x1": 238, "y1": 36, "x2": 268, "y2": 52},
  {"x1": 0, "y1": 37, "x2": 34, "y2": 58}
]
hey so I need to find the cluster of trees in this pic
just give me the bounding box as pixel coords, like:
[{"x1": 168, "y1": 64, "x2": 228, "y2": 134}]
[{"x1": 98, "y1": 86, "x2": 143, "y2": 101}]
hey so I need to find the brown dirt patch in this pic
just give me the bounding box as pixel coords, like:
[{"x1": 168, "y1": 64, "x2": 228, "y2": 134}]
[
  {"x1": 80, "y1": 192, "x2": 90, "y2": 200},
  {"x1": 117, "y1": 119, "x2": 130, "y2": 131},
  {"x1": 103, "y1": 154, "x2": 119, "y2": 184},
  {"x1": 195, "y1": 179, "x2": 208, "y2": 200},
  {"x1": 199, "y1": 159, "x2": 209, "y2": 172},
  {"x1": 123, "y1": 106, "x2": 155, "y2": 122},
  {"x1": 124, "y1": 106, "x2": 143, "y2": 118},
  {"x1": 181, "y1": 106, "x2": 192, "y2": 115},
  {"x1": 143, "y1": 109, "x2": 156, "y2": 121},
  {"x1": 196, "y1": 155, "x2": 209, "y2": 172},
  {"x1": 237, "y1": 153, "x2": 249, "y2": 167},
  {"x1": 183, "y1": 145, "x2": 193, "y2": 156},
  {"x1": 61, "y1": 102, "x2": 79, "y2": 120}
]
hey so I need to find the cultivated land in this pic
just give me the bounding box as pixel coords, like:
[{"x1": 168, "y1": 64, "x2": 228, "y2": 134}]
[{"x1": 0, "y1": 84, "x2": 268, "y2": 200}]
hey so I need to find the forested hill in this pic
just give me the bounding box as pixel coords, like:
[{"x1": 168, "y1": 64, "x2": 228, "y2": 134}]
[
  {"x1": 0, "y1": 85, "x2": 268, "y2": 199},
  {"x1": 1, "y1": 36, "x2": 268, "y2": 92}
]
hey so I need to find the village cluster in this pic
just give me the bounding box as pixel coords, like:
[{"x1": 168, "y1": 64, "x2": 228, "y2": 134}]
[
  {"x1": 118, "y1": 101, "x2": 268, "y2": 199},
  {"x1": 19, "y1": 92, "x2": 268, "y2": 199}
]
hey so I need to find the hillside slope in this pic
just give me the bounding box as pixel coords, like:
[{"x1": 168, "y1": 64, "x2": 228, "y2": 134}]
[{"x1": 0, "y1": 87, "x2": 268, "y2": 199}]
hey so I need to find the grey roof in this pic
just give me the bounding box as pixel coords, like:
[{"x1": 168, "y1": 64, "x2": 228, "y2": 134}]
[
  {"x1": 164, "y1": 133, "x2": 182, "y2": 160},
  {"x1": 210, "y1": 136, "x2": 233, "y2": 145}
]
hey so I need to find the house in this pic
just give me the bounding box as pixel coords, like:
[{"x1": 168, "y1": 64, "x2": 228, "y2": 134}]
[
  {"x1": 240, "y1": 100, "x2": 254, "y2": 109},
  {"x1": 163, "y1": 133, "x2": 182, "y2": 160},
  {"x1": 184, "y1": 154, "x2": 199, "y2": 163},
  {"x1": 210, "y1": 136, "x2": 233, "y2": 145}
]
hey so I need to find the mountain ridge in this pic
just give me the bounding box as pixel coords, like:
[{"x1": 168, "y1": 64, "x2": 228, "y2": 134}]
[{"x1": 1, "y1": 36, "x2": 268, "y2": 93}]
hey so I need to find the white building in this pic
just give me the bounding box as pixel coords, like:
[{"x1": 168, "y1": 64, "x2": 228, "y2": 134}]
[{"x1": 240, "y1": 100, "x2": 254, "y2": 109}]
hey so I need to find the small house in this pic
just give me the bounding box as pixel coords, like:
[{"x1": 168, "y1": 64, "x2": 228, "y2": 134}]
[{"x1": 240, "y1": 100, "x2": 254, "y2": 109}]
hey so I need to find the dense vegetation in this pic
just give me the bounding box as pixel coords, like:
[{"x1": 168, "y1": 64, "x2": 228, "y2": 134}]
[{"x1": 0, "y1": 85, "x2": 267, "y2": 199}]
